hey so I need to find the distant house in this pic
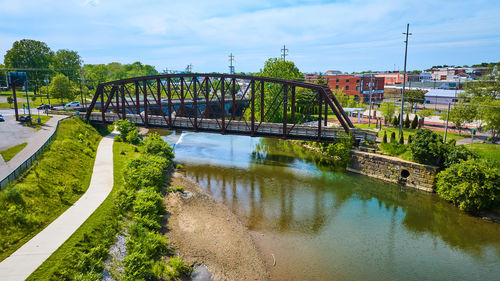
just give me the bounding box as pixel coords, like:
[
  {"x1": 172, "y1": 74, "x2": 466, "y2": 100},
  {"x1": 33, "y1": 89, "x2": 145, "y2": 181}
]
[{"x1": 424, "y1": 89, "x2": 463, "y2": 104}]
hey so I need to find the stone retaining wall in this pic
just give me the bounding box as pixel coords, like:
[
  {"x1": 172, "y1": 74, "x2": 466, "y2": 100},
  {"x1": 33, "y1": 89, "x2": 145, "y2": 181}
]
[{"x1": 348, "y1": 150, "x2": 439, "y2": 192}]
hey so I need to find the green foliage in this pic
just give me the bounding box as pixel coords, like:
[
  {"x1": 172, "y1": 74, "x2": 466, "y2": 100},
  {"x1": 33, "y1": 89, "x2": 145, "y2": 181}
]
[
  {"x1": 49, "y1": 73, "x2": 76, "y2": 102},
  {"x1": 123, "y1": 155, "x2": 168, "y2": 191},
  {"x1": 143, "y1": 133, "x2": 174, "y2": 161},
  {"x1": 379, "y1": 101, "x2": 397, "y2": 124},
  {"x1": 4, "y1": 39, "x2": 54, "y2": 83},
  {"x1": 382, "y1": 131, "x2": 387, "y2": 143},
  {"x1": 126, "y1": 127, "x2": 142, "y2": 145},
  {"x1": 408, "y1": 135, "x2": 412, "y2": 144},
  {"x1": 83, "y1": 62, "x2": 158, "y2": 91},
  {"x1": 440, "y1": 97, "x2": 477, "y2": 135},
  {"x1": 410, "y1": 129, "x2": 448, "y2": 167},
  {"x1": 391, "y1": 115, "x2": 399, "y2": 127},
  {"x1": 167, "y1": 186, "x2": 184, "y2": 193},
  {"x1": 0, "y1": 117, "x2": 101, "y2": 261},
  {"x1": 52, "y1": 49, "x2": 82, "y2": 80},
  {"x1": 152, "y1": 256, "x2": 191, "y2": 280},
  {"x1": 411, "y1": 115, "x2": 418, "y2": 129},
  {"x1": 444, "y1": 145, "x2": 477, "y2": 168},
  {"x1": 7, "y1": 96, "x2": 14, "y2": 107},
  {"x1": 114, "y1": 119, "x2": 141, "y2": 144},
  {"x1": 390, "y1": 132, "x2": 396, "y2": 143},
  {"x1": 133, "y1": 189, "x2": 164, "y2": 231},
  {"x1": 404, "y1": 114, "x2": 410, "y2": 128},
  {"x1": 399, "y1": 131, "x2": 404, "y2": 144},
  {"x1": 436, "y1": 158, "x2": 500, "y2": 212}
]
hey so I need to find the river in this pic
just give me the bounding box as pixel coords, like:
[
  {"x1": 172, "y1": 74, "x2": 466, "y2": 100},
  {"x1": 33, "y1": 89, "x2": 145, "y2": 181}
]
[{"x1": 165, "y1": 132, "x2": 500, "y2": 281}]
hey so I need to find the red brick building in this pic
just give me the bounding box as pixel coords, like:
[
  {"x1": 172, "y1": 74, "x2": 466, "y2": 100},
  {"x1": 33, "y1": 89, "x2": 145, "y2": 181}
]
[{"x1": 305, "y1": 74, "x2": 385, "y2": 102}]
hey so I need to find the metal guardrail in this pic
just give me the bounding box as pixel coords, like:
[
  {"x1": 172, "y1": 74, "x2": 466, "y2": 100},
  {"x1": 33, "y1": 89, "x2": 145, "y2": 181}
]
[{"x1": 0, "y1": 116, "x2": 70, "y2": 189}]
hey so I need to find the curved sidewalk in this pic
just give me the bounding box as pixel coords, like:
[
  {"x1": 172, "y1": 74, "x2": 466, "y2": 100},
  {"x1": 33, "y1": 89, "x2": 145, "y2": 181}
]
[{"x1": 0, "y1": 133, "x2": 115, "y2": 281}]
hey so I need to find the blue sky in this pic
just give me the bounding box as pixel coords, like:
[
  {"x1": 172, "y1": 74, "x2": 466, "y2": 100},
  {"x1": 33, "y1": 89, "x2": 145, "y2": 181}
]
[{"x1": 0, "y1": 0, "x2": 499, "y2": 73}]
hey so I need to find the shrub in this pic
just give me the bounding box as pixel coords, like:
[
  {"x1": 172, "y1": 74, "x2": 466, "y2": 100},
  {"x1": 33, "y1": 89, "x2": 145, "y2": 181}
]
[
  {"x1": 382, "y1": 131, "x2": 387, "y2": 143},
  {"x1": 436, "y1": 158, "x2": 500, "y2": 212},
  {"x1": 399, "y1": 132, "x2": 404, "y2": 144},
  {"x1": 392, "y1": 115, "x2": 399, "y2": 127},
  {"x1": 133, "y1": 189, "x2": 164, "y2": 231},
  {"x1": 167, "y1": 186, "x2": 184, "y2": 193},
  {"x1": 404, "y1": 113, "x2": 410, "y2": 128},
  {"x1": 379, "y1": 143, "x2": 407, "y2": 156},
  {"x1": 410, "y1": 129, "x2": 448, "y2": 167},
  {"x1": 411, "y1": 115, "x2": 418, "y2": 129},
  {"x1": 126, "y1": 127, "x2": 142, "y2": 145},
  {"x1": 123, "y1": 155, "x2": 169, "y2": 191},
  {"x1": 143, "y1": 133, "x2": 174, "y2": 161},
  {"x1": 325, "y1": 136, "x2": 353, "y2": 168},
  {"x1": 408, "y1": 135, "x2": 412, "y2": 144},
  {"x1": 390, "y1": 132, "x2": 396, "y2": 143},
  {"x1": 114, "y1": 119, "x2": 135, "y2": 142},
  {"x1": 444, "y1": 145, "x2": 476, "y2": 168}
]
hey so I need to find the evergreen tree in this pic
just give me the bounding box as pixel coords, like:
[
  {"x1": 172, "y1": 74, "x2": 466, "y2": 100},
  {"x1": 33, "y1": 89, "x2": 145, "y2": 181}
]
[
  {"x1": 390, "y1": 132, "x2": 396, "y2": 143},
  {"x1": 411, "y1": 115, "x2": 418, "y2": 129},
  {"x1": 383, "y1": 131, "x2": 387, "y2": 143},
  {"x1": 408, "y1": 135, "x2": 412, "y2": 144},
  {"x1": 399, "y1": 131, "x2": 405, "y2": 144},
  {"x1": 404, "y1": 113, "x2": 411, "y2": 128}
]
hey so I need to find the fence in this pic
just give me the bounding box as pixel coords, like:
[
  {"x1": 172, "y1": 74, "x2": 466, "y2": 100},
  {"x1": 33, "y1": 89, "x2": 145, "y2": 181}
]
[{"x1": 0, "y1": 116, "x2": 70, "y2": 189}]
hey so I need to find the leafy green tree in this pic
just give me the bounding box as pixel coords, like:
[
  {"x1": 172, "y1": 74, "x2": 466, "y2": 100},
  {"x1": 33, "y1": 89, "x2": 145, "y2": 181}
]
[
  {"x1": 390, "y1": 132, "x2": 396, "y2": 143},
  {"x1": 7, "y1": 96, "x2": 14, "y2": 108},
  {"x1": 418, "y1": 108, "x2": 434, "y2": 127},
  {"x1": 49, "y1": 73, "x2": 76, "y2": 102},
  {"x1": 379, "y1": 101, "x2": 397, "y2": 125},
  {"x1": 257, "y1": 58, "x2": 302, "y2": 122},
  {"x1": 4, "y1": 39, "x2": 54, "y2": 93},
  {"x1": 143, "y1": 133, "x2": 174, "y2": 161},
  {"x1": 436, "y1": 158, "x2": 500, "y2": 212},
  {"x1": 52, "y1": 49, "x2": 82, "y2": 81},
  {"x1": 410, "y1": 129, "x2": 448, "y2": 167},
  {"x1": 444, "y1": 145, "x2": 476, "y2": 168},
  {"x1": 405, "y1": 89, "x2": 427, "y2": 112},
  {"x1": 441, "y1": 98, "x2": 477, "y2": 135}
]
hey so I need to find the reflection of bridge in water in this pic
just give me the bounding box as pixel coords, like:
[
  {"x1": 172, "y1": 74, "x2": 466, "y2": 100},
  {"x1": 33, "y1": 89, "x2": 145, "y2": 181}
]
[{"x1": 86, "y1": 74, "x2": 377, "y2": 142}]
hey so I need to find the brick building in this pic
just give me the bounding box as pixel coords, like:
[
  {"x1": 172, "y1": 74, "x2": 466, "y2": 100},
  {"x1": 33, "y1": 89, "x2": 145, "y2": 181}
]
[{"x1": 305, "y1": 73, "x2": 385, "y2": 102}]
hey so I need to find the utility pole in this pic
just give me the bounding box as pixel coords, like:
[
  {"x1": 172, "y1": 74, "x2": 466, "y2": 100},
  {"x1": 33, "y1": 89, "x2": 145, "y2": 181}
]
[
  {"x1": 228, "y1": 53, "x2": 235, "y2": 74},
  {"x1": 281, "y1": 45, "x2": 288, "y2": 62},
  {"x1": 186, "y1": 64, "x2": 193, "y2": 73},
  {"x1": 81, "y1": 67, "x2": 87, "y2": 109},
  {"x1": 399, "y1": 23, "x2": 412, "y2": 136}
]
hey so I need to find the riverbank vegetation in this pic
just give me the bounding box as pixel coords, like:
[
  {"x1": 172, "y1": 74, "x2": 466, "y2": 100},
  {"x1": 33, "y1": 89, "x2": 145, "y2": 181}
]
[
  {"x1": 0, "y1": 117, "x2": 102, "y2": 262},
  {"x1": 298, "y1": 135, "x2": 354, "y2": 170},
  {"x1": 0, "y1": 142, "x2": 27, "y2": 162}
]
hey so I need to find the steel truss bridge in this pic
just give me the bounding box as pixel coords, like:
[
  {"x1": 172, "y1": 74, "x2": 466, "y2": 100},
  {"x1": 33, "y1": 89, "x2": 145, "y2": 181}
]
[{"x1": 85, "y1": 74, "x2": 376, "y2": 142}]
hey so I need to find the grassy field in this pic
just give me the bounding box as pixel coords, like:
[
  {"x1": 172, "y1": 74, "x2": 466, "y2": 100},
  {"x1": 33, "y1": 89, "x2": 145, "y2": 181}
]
[
  {"x1": 0, "y1": 142, "x2": 28, "y2": 162},
  {"x1": 19, "y1": 115, "x2": 52, "y2": 130},
  {"x1": 27, "y1": 141, "x2": 139, "y2": 280},
  {"x1": 355, "y1": 124, "x2": 468, "y2": 142},
  {"x1": 467, "y1": 143, "x2": 500, "y2": 163},
  {"x1": 0, "y1": 117, "x2": 103, "y2": 262}
]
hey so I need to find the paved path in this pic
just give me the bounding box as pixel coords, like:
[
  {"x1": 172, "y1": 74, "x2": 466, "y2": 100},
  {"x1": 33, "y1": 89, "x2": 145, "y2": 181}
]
[
  {"x1": 0, "y1": 114, "x2": 67, "y2": 181},
  {"x1": 0, "y1": 133, "x2": 115, "y2": 281}
]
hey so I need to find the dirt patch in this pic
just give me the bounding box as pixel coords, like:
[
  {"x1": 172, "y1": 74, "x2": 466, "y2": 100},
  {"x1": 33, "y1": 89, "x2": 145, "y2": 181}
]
[{"x1": 164, "y1": 173, "x2": 269, "y2": 281}]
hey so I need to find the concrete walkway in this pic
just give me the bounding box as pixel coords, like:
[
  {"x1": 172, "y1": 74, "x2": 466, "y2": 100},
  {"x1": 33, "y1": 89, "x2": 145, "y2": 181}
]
[
  {"x1": 0, "y1": 133, "x2": 115, "y2": 281},
  {"x1": 0, "y1": 114, "x2": 67, "y2": 181}
]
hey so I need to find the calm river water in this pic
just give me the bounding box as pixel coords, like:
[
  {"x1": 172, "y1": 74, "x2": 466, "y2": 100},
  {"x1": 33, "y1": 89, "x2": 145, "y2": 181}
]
[{"x1": 165, "y1": 132, "x2": 500, "y2": 281}]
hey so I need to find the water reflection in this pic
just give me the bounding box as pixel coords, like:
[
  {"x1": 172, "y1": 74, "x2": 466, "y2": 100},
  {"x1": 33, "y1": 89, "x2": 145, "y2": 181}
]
[{"x1": 169, "y1": 132, "x2": 500, "y2": 280}]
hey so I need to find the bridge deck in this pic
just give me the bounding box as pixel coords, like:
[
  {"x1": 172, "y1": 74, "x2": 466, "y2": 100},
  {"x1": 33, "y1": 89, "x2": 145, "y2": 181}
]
[{"x1": 88, "y1": 112, "x2": 377, "y2": 142}]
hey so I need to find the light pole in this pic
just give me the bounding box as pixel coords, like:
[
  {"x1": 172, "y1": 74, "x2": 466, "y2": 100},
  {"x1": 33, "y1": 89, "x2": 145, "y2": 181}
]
[
  {"x1": 399, "y1": 23, "x2": 412, "y2": 136},
  {"x1": 368, "y1": 76, "x2": 374, "y2": 127}
]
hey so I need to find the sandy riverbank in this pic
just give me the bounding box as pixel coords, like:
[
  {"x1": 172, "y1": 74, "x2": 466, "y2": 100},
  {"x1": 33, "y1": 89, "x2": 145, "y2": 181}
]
[{"x1": 163, "y1": 173, "x2": 269, "y2": 281}]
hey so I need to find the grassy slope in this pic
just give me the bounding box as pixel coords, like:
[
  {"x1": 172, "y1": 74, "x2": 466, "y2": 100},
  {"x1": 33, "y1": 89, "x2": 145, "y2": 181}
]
[
  {"x1": 0, "y1": 142, "x2": 27, "y2": 162},
  {"x1": 0, "y1": 118, "x2": 102, "y2": 262},
  {"x1": 27, "y1": 141, "x2": 139, "y2": 280},
  {"x1": 467, "y1": 143, "x2": 500, "y2": 163},
  {"x1": 356, "y1": 124, "x2": 467, "y2": 142}
]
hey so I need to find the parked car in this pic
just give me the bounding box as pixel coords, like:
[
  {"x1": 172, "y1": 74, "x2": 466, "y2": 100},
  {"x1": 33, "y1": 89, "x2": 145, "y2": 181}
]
[
  {"x1": 37, "y1": 104, "x2": 55, "y2": 110},
  {"x1": 19, "y1": 115, "x2": 31, "y2": 122},
  {"x1": 65, "y1": 101, "x2": 81, "y2": 108},
  {"x1": 0, "y1": 114, "x2": 4, "y2": 122}
]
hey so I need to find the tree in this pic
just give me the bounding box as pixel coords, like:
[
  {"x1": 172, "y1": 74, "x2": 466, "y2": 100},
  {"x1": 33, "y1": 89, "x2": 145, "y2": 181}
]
[
  {"x1": 418, "y1": 108, "x2": 434, "y2": 128},
  {"x1": 382, "y1": 131, "x2": 387, "y2": 143},
  {"x1": 405, "y1": 89, "x2": 427, "y2": 113},
  {"x1": 404, "y1": 113, "x2": 410, "y2": 128},
  {"x1": 441, "y1": 98, "x2": 477, "y2": 135},
  {"x1": 7, "y1": 96, "x2": 14, "y2": 108},
  {"x1": 436, "y1": 158, "x2": 500, "y2": 213},
  {"x1": 410, "y1": 129, "x2": 448, "y2": 167},
  {"x1": 379, "y1": 101, "x2": 397, "y2": 125},
  {"x1": 52, "y1": 49, "x2": 82, "y2": 81},
  {"x1": 257, "y1": 58, "x2": 302, "y2": 122},
  {"x1": 49, "y1": 73, "x2": 75, "y2": 102},
  {"x1": 4, "y1": 39, "x2": 54, "y2": 91},
  {"x1": 411, "y1": 115, "x2": 418, "y2": 129},
  {"x1": 399, "y1": 132, "x2": 404, "y2": 144}
]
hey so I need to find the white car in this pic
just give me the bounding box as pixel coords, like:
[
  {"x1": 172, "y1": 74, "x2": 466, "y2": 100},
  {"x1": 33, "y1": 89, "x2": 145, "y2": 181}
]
[{"x1": 65, "y1": 101, "x2": 81, "y2": 108}]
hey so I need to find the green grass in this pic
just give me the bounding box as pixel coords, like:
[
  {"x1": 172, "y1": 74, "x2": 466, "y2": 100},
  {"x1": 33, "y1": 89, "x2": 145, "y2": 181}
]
[
  {"x1": 0, "y1": 142, "x2": 28, "y2": 162},
  {"x1": 20, "y1": 115, "x2": 52, "y2": 130},
  {"x1": 356, "y1": 124, "x2": 468, "y2": 142},
  {"x1": 467, "y1": 143, "x2": 500, "y2": 163},
  {"x1": 27, "y1": 141, "x2": 140, "y2": 280},
  {"x1": 0, "y1": 117, "x2": 102, "y2": 262}
]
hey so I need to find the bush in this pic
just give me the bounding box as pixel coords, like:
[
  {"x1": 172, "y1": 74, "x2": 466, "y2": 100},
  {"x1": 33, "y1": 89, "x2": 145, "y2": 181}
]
[
  {"x1": 390, "y1": 132, "x2": 396, "y2": 143},
  {"x1": 382, "y1": 131, "x2": 387, "y2": 143},
  {"x1": 379, "y1": 143, "x2": 407, "y2": 156},
  {"x1": 436, "y1": 158, "x2": 500, "y2": 212},
  {"x1": 392, "y1": 115, "x2": 399, "y2": 127},
  {"x1": 324, "y1": 136, "x2": 353, "y2": 168},
  {"x1": 143, "y1": 133, "x2": 174, "y2": 161},
  {"x1": 410, "y1": 129, "x2": 448, "y2": 167},
  {"x1": 125, "y1": 127, "x2": 142, "y2": 145},
  {"x1": 408, "y1": 135, "x2": 412, "y2": 144},
  {"x1": 133, "y1": 189, "x2": 164, "y2": 231},
  {"x1": 123, "y1": 155, "x2": 169, "y2": 191},
  {"x1": 114, "y1": 119, "x2": 136, "y2": 142},
  {"x1": 399, "y1": 132, "x2": 404, "y2": 144},
  {"x1": 444, "y1": 145, "x2": 476, "y2": 168},
  {"x1": 411, "y1": 115, "x2": 418, "y2": 129}
]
